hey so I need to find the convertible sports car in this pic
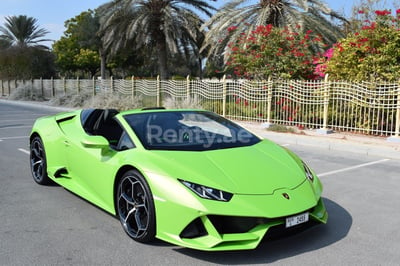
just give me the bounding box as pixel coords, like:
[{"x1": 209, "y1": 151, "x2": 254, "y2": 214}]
[{"x1": 30, "y1": 107, "x2": 327, "y2": 251}]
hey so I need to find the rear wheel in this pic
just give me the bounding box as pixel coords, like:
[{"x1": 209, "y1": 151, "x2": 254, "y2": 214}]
[
  {"x1": 117, "y1": 170, "x2": 156, "y2": 242},
  {"x1": 30, "y1": 136, "x2": 51, "y2": 185}
]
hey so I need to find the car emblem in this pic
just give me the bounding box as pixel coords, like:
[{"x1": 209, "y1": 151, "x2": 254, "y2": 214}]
[{"x1": 282, "y1": 193, "x2": 290, "y2": 200}]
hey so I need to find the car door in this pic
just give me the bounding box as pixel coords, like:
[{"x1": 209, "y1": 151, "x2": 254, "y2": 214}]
[{"x1": 58, "y1": 111, "x2": 124, "y2": 212}]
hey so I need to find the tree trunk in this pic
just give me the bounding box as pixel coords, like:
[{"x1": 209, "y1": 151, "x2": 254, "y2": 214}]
[
  {"x1": 99, "y1": 48, "x2": 106, "y2": 79},
  {"x1": 198, "y1": 57, "x2": 203, "y2": 79},
  {"x1": 156, "y1": 38, "x2": 169, "y2": 79}
]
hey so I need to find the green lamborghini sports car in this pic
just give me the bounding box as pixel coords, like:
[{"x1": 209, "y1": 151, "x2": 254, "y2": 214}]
[{"x1": 30, "y1": 108, "x2": 327, "y2": 251}]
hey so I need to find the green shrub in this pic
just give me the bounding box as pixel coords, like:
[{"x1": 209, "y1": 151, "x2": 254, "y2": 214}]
[{"x1": 266, "y1": 124, "x2": 296, "y2": 133}]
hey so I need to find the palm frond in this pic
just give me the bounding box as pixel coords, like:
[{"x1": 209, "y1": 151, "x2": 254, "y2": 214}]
[
  {"x1": 97, "y1": 0, "x2": 214, "y2": 78},
  {"x1": 203, "y1": 0, "x2": 348, "y2": 60},
  {"x1": 0, "y1": 15, "x2": 50, "y2": 48}
]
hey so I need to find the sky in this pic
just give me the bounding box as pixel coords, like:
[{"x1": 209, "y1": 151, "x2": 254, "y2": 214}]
[
  {"x1": 0, "y1": 0, "x2": 110, "y2": 46},
  {"x1": 0, "y1": 0, "x2": 396, "y2": 48}
]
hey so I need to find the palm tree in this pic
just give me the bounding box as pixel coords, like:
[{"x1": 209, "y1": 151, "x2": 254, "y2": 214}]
[
  {"x1": 0, "y1": 39, "x2": 11, "y2": 50},
  {"x1": 0, "y1": 15, "x2": 50, "y2": 49},
  {"x1": 97, "y1": 0, "x2": 215, "y2": 79},
  {"x1": 203, "y1": 0, "x2": 348, "y2": 59}
]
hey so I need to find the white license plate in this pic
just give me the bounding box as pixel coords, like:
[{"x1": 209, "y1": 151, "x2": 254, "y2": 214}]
[{"x1": 285, "y1": 212, "x2": 309, "y2": 228}]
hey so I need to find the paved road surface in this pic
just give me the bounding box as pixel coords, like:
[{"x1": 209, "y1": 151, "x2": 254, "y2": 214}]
[{"x1": 1, "y1": 100, "x2": 399, "y2": 265}]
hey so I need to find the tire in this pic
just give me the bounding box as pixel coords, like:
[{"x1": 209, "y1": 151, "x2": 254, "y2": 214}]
[
  {"x1": 30, "y1": 136, "x2": 51, "y2": 185},
  {"x1": 116, "y1": 170, "x2": 156, "y2": 243}
]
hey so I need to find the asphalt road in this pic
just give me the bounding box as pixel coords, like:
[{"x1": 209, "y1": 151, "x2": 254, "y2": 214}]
[{"x1": 1, "y1": 100, "x2": 399, "y2": 265}]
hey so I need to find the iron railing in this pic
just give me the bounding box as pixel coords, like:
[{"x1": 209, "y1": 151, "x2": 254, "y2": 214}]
[{"x1": 1, "y1": 76, "x2": 399, "y2": 137}]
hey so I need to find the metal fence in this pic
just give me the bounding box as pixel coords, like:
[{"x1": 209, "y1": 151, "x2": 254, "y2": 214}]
[{"x1": 1, "y1": 76, "x2": 399, "y2": 137}]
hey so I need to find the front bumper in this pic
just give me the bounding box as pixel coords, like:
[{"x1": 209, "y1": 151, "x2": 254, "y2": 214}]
[
  {"x1": 173, "y1": 197, "x2": 327, "y2": 251},
  {"x1": 152, "y1": 178, "x2": 328, "y2": 251}
]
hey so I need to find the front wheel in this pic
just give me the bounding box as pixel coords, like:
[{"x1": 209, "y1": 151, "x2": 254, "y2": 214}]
[
  {"x1": 116, "y1": 170, "x2": 156, "y2": 243},
  {"x1": 30, "y1": 136, "x2": 51, "y2": 185}
]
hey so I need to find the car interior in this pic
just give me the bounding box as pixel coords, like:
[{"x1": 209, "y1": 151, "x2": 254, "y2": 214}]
[{"x1": 81, "y1": 109, "x2": 133, "y2": 150}]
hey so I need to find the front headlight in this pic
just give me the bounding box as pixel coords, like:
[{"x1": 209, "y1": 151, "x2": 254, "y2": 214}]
[
  {"x1": 283, "y1": 147, "x2": 315, "y2": 183},
  {"x1": 303, "y1": 161, "x2": 314, "y2": 182},
  {"x1": 179, "y1": 180, "x2": 233, "y2": 202}
]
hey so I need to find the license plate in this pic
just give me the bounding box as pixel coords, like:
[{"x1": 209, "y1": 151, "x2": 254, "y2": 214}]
[{"x1": 285, "y1": 212, "x2": 309, "y2": 228}]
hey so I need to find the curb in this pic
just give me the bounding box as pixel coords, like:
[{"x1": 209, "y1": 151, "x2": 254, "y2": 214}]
[
  {"x1": 238, "y1": 122, "x2": 400, "y2": 160},
  {"x1": 0, "y1": 99, "x2": 75, "y2": 112}
]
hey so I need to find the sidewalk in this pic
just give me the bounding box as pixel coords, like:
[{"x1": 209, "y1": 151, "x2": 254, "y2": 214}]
[
  {"x1": 2, "y1": 98, "x2": 400, "y2": 160},
  {"x1": 0, "y1": 98, "x2": 75, "y2": 112},
  {"x1": 238, "y1": 121, "x2": 400, "y2": 160}
]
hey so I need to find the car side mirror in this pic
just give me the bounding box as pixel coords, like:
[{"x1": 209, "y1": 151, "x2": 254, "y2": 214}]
[{"x1": 81, "y1": 135, "x2": 109, "y2": 149}]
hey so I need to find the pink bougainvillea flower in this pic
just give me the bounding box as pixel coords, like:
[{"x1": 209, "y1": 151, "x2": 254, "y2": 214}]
[
  {"x1": 375, "y1": 10, "x2": 391, "y2": 16},
  {"x1": 323, "y1": 48, "x2": 334, "y2": 59},
  {"x1": 227, "y1": 26, "x2": 237, "y2": 32}
]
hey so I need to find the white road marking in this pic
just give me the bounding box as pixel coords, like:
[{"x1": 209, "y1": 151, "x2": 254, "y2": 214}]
[
  {"x1": 0, "y1": 113, "x2": 47, "y2": 117},
  {"x1": 0, "y1": 136, "x2": 27, "y2": 140},
  {"x1": 0, "y1": 125, "x2": 31, "y2": 129},
  {"x1": 18, "y1": 148, "x2": 30, "y2": 155},
  {"x1": 0, "y1": 119, "x2": 36, "y2": 123},
  {"x1": 281, "y1": 143, "x2": 290, "y2": 147},
  {"x1": 317, "y1": 159, "x2": 390, "y2": 177}
]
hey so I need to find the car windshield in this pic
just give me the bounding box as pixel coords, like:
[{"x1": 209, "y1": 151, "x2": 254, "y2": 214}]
[{"x1": 123, "y1": 111, "x2": 260, "y2": 151}]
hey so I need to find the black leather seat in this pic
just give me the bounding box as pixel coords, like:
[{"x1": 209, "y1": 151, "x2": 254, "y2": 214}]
[{"x1": 92, "y1": 109, "x2": 121, "y2": 143}]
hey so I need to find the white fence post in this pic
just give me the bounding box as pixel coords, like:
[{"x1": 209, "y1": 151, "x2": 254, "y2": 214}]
[
  {"x1": 186, "y1": 75, "x2": 190, "y2": 99},
  {"x1": 51, "y1": 77, "x2": 54, "y2": 97},
  {"x1": 92, "y1": 76, "x2": 96, "y2": 96},
  {"x1": 222, "y1": 75, "x2": 227, "y2": 117},
  {"x1": 29, "y1": 79, "x2": 33, "y2": 99},
  {"x1": 131, "y1": 76, "x2": 135, "y2": 103},
  {"x1": 77, "y1": 76, "x2": 80, "y2": 94},
  {"x1": 110, "y1": 76, "x2": 114, "y2": 92},
  {"x1": 396, "y1": 84, "x2": 400, "y2": 137},
  {"x1": 264, "y1": 76, "x2": 273, "y2": 128},
  {"x1": 157, "y1": 75, "x2": 161, "y2": 107},
  {"x1": 63, "y1": 77, "x2": 66, "y2": 95},
  {"x1": 40, "y1": 77, "x2": 44, "y2": 97},
  {"x1": 317, "y1": 74, "x2": 333, "y2": 134},
  {"x1": 387, "y1": 81, "x2": 400, "y2": 142}
]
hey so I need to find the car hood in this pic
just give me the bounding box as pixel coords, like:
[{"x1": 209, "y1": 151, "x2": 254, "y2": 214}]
[{"x1": 143, "y1": 140, "x2": 306, "y2": 195}]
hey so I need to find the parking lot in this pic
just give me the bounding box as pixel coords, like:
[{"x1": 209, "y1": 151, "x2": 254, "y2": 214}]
[{"x1": 1, "y1": 100, "x2": 399, "y2": 265}]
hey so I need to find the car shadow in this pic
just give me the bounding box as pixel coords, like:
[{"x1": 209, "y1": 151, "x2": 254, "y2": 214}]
[{"x1": 174, "y1": 198, "x2": 351, "y2": 264}]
